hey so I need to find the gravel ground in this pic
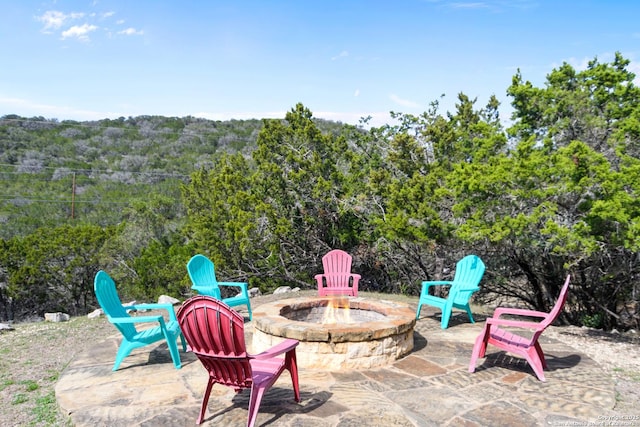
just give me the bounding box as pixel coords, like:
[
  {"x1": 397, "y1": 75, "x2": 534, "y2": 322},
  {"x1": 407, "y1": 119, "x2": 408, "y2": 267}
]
[{"x1": 1, "y1": 292, "x2": 638, "y2": 426}]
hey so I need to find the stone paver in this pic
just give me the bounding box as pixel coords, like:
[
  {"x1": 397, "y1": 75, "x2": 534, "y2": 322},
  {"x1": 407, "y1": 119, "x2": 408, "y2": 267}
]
[{"x1": 56, "y1": 301, "x2": 619, "y2": 426}]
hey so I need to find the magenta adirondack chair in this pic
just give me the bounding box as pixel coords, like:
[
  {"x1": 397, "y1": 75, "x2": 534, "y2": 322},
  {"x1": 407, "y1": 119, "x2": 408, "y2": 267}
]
[
  {"x1": 176, "y1": 296, "x2": 300, "y2": 427},
  {"x1": 468, "y1": 275, "x2": 571, "y2": 381},
  {"x1": 315, "y1": 249, "x2": 361, "y2": 297}
]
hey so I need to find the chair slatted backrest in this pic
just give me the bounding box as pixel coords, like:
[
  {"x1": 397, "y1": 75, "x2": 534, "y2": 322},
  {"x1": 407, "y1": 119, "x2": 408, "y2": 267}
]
[
  {"x1": 322, "y1": 249, "x2": 353, "y2": 288},
  {"x1": 450, "y1": 255, "x2": 486, "y2": 305},
  {"x1": 177, "y1": 296, "x2": 252, "y2": 388},
  {"x1": 187, "y1": 254, "x2": 222, "y2": 299},
  {"x1": 540, "y1": 275, "x2": 571, "y2": 329},
  {"x1": 94, "y1": 270, "x2": 137, "y2": 339}
]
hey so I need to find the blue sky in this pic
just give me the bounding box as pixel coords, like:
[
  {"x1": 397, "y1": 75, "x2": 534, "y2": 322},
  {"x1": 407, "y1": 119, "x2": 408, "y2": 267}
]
[{"x1": 1, "y1": 1, "x2": 639, "y2": 127}]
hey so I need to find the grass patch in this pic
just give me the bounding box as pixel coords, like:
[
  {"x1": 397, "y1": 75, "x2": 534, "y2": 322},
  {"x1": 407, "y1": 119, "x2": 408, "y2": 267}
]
[
  {"x1": 12, "y1": 393, "x2": 28, "y2": 405},
  {"x1": 613, "y1": 367, "x2": 640, "y2": 382},
  {"x1": 46, "y1": 370, "x2": 59, "y2": 382},
  {"x1": 31, "y1": 390, "x2": 60, "y2": 425},
  {"x1": 1, "y1": 379, "x2": 15, "y2": 392},
  {"x1": 21, "y1": 380, "x2": 39, "y2": 392}
]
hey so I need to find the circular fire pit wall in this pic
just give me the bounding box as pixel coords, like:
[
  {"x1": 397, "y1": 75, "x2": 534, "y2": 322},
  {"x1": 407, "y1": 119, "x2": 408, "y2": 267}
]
[{"x1": 252, "y1": 297, "x2": 416, "y2": 370}]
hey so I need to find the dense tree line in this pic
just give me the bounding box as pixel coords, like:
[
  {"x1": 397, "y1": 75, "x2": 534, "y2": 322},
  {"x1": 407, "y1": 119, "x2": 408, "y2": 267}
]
[{"x1": 0, "y1": 54, "x2": 638, "y2": 330}]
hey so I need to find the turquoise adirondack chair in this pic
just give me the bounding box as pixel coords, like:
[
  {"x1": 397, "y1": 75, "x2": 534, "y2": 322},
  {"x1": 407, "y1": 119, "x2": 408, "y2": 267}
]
[
  {"x1": 186, "y1": 254, "x2": 253, "y2": 321},
  {"x1": 93, "y1": 270, "x2": 186, "y2": 371},
  {"x1": 415, "y1": 255, "x2": 485, "y2": 329}
]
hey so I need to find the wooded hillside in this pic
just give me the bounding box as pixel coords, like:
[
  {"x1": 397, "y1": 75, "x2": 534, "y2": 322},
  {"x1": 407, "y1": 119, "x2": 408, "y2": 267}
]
[{"x1": 1, "y1": 53, "x2": 638, "y2": 331}]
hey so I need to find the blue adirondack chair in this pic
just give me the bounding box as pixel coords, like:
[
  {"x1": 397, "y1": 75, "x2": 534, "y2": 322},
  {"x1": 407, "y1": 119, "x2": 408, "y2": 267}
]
[
  {"x1": 415, "y1": 255, "x2": 485, "y2": 329},
  {"x1": 186, "y1": 254, "x2": 253, "y2": 321},
  {"x1": 93, "y1": 270, "x2": 186, "y2": 371}
]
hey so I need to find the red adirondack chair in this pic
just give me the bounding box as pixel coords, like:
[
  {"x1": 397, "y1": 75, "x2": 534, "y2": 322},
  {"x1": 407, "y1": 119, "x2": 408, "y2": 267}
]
[
  {"x1": 315, "y1": 249, "x2": 361, "y2": 297},
  {"x1": 176, "y1": 296, "x2": 300, "y2": 427},
  {"x1": 468, "y1": 275, "x2": 571, "y2": 381}
]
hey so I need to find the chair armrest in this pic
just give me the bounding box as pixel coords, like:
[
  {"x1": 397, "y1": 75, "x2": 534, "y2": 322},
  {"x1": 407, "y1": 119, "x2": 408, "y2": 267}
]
[
  {"x1": 493, "y1": 307, "x2": 549, "y2": 319},
  {"x1": 422, "y1": 281, "x2": 453, "y2": 287},
  {"x1": 131, "y1": 303, "x2": 178, "y2": 321},
  {"x1": 485, "y1": 317, "x2": 544, "y2": 330},
  {"x1": 421, "y1": 281, "x2": 453, "y2": 294},
  {"x1": 254, "y1": 339, "x2": 299, "y2": 360},
  {"x1": 132, "y1": 303, "x2": 174, "y2": 311},
  {"x1": 218, "y1": 282, "x2": 248, "y2": 290},
  {"x1": 107, "y1": 314, "x2": 165, "y2": 325}
]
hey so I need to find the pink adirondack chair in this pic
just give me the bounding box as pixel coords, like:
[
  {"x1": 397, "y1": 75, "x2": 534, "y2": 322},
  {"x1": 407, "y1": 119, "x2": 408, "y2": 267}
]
[
  {"x1": 468, "y1": 275, "x2": 571, "y2": 381},
  {"x1": 176, "y1": 296, "x2": 300, "y2": 427},
  {"x1": 315, "y1": 249, "x2": 361, "y2": 297}
]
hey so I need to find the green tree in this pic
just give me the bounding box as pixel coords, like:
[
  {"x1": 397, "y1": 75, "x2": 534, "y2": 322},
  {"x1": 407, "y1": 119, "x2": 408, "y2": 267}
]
[
  {"x1": 1, "y1": 224, "x2": 111, "y2": 319},
  {"x1": 458, "y1": 53, "x2": 640, "y2": 328}
]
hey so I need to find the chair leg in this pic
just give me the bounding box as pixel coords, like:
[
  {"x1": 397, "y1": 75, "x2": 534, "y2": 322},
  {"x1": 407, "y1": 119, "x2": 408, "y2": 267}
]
[
  {"x1": 534, "y1": 341, "x2": 547, "y2": 369},
  {"x1": 246, "y1": 302, "x2": 253, "y2": 321},
  {"x1": 468, "y1": 326, "x2": 489, "y2": 373},
  {"x1": 440, "y1": 309, "x2": 452, "y2": 329},
  {"x1": 179, "y1": 333, "x2": 187, "y2": 352},
  {"x1": 415, "y1": 303, "x2": 423, "y2": 320},
  {"x1": 525, "y1": 347, "x2": 546, "y2": 382},
  {"x1": 197, "y1": 379, "x2": 215, "y2": 425},
  {"x1": 247, "y1": 385, "x2": 267, "y2": 427},
  {"x1": 113, "y1": 341, "x2": 134, "y2": 371},
  {"x1": 465, "y1": 304, "x2": 475, "y2": 324},
  {"x1": 286, "y1": 350, "x2": 301, "y2": 402},
  {"x1": 165, "y1": 332, "x2": 182, "y2": 369}
]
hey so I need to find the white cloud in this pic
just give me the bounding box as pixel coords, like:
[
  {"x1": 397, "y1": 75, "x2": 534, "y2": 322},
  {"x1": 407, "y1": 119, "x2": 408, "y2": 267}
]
[
  {"x1": 354, "y1": 89, "x2": 360, "y2": 97},
  {"x1": 331, "y1": 50, "x2": 349, "y2": 61},
  {"x1": 450, "y1": 2, "x2": 489, "y2": 9},
  {"x1": 389, "y1": 94, "x2": 421, "y2": 108},
  {"x1": 37, "y1": 11, "x2": 85, "y2": 32},
  {"x1": 0, "y1": 96, "x2": 120, "y2": 121},
  {"x1": 61, "y1": 24, "x2": 98, "y2": 41},
  {"x1": 118, "y1": 27, "x2": 144, "y2": 36}
]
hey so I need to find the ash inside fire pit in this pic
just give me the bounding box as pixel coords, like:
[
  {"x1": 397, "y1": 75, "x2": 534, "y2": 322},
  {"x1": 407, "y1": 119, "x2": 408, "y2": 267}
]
[{"x1": 252, "y1": 297, "x2": 416, "y2": 370}]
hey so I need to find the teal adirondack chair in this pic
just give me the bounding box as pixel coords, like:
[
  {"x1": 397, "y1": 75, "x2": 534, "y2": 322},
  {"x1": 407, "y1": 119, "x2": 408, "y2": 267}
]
[
  {"x1": 94, "y1": 270, "x2": 186, "y2": 371},
  {"x1": 186, "y1": 254, "x2": 253, "y2": 321},
  {"x1": 415, "y1": 255, "x2": 485, "y2": 329}
]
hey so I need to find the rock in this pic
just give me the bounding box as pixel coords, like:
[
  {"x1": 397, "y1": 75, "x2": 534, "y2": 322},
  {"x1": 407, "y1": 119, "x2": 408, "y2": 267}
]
[
  {"x1": 44, "y1": 312, "x2": 70, "y2": 322},
  {"x1": 273, "y1": 286, "x2": 301, "y2": 295},
  {"x1": 0, "y1": 323, "x2": 14, "y2": 331},
  {"x1": 87, "y1": 309, "x2": 103, "y2": 319},
  {"x1": 248, "y1": 288, "x2": 262, "y2": 298},
  {"x1": 123, "y1": 301, "x2": 138, "y2": 312},
  {"x1": 158, "y1": 295, "x2": 179, "y2": 305}
]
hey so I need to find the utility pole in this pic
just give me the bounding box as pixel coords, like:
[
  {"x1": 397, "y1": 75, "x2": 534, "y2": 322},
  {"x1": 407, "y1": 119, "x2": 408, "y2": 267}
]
[{"x1": 71, "y1": 172, "x2": 76, "y2": 219}]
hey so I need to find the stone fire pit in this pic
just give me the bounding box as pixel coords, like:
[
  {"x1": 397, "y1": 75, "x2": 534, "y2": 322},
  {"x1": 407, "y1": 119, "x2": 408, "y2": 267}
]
[{"x1": 252, "y1": 296, "x2": 416, "y2": 370}]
